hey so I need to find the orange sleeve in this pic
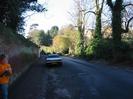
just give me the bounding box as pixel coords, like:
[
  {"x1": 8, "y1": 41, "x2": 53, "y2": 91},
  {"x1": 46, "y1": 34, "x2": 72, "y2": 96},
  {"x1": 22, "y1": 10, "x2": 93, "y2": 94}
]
[{"x1": 0, "y1": 65, "x2": 5, "y2": 76}]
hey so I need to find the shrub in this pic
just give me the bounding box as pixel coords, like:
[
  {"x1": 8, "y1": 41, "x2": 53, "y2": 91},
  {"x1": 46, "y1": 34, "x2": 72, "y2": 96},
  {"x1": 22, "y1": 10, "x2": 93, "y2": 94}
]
[
  {"x1": 85, "y1": 38, "x2": 132, "y2": 62},
  {"x1": 112, "y1": 41, "x2": 131, "y2": 62},
  {"x1": 85, "y1": 39, "x2": 114, "y2": 60}
]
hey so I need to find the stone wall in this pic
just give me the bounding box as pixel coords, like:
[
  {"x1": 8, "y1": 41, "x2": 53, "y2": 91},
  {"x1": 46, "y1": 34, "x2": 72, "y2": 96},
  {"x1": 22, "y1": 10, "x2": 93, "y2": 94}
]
[{"x1": 0, "y1": 24, "x2": 39, "y2": 85}]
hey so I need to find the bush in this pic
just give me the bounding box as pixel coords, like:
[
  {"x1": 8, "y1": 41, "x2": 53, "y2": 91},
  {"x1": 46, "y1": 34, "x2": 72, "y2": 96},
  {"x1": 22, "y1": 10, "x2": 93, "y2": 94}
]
[
  {"x1": 112, "y1": 41, "x2": 131, "y2": 62},
  {"x1": 85, "y1": 38, "x2": 132, "y2": 62},
  {"x1": 85, "y1": 39, "x2": 113, "y2": 60}
]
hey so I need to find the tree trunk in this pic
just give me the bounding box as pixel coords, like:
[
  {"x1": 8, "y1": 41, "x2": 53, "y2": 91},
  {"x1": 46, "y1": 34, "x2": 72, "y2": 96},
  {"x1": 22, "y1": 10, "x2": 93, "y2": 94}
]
[
  {"x1": 112, "y1": 10, "x2": 122, "y2": 44},
  {"x1": 77, "y1": 25, "x2": 84, "y2": 56},
  {"x1": 109, "y1": 0, "x2": 123, "y2": 60},
  {"x1": 94, "y1": 0, "x2": 104, "y2": 39},
  {"x1": 94, "y1": 12, "x2": 102, "y2": 39},
  {"x1": 107, "y1": 0, "x2": 123, "y2": 44}
]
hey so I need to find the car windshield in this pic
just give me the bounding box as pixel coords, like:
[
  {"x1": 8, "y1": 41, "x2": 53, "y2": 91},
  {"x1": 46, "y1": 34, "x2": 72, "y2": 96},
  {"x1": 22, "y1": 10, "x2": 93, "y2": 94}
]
[{"x1": 48, "y1": 54, "x2": 59, "y2": 58}]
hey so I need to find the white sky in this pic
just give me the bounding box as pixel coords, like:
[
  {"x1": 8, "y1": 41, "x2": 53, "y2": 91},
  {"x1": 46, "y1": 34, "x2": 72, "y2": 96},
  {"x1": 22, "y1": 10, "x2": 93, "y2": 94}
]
[{"x1": 24, "y1": 0, "x2": 73, "y2": 34}]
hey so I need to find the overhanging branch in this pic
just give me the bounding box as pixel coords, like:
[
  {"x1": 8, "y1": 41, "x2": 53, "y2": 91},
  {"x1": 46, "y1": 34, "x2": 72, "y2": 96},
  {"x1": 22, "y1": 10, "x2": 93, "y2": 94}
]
[
  {"x1": 107, "y1": 0, "x2": 113, "y2": 10},
  {"x1": 85, "y1": 11, "x2": 96, "y2": 15},
  {"x1": 123, "y1": 3, "x2": 133, "y2": 8},
  {"x1": 100, "y1": 0, "x2": 105, "y2": 12},
  {"x1": 122, "y1": 16, "x2": 133, "y2": 33}
]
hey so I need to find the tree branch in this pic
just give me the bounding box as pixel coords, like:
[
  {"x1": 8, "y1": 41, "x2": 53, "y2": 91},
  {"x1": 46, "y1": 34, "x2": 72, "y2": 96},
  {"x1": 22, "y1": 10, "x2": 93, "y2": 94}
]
[
  {"x1": 24, "y1": 12, "x2": 38, "y2": 19},
  {"x1": 100, "y1": 0, "x2": 105, "y2": 13},
  {"x1": 85, "y1": 11, "x2": 96, "y2": 15},
  {"x1": 95, "y1": 0, "x2": 99, "y2": 9},
  {"x1": 122, "y1": 16, "x2": 133, "y2": 33},
  {"x1": 107, "y1": 0, "x2": 113, "y2": 10},
  {"x1": 123, "y1": 3, "x2": 133, "y2": 8}
]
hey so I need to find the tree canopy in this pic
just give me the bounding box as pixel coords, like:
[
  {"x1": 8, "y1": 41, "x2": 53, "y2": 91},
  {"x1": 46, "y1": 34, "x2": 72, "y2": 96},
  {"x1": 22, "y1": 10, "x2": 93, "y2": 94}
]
[
  {"x1": 47, "y1": 26, "x2": 59, "y2": 38},
  {"x1": 28, "y1": 30, "x2": 52, "y2": 46},
  {"x1": 0, "y1": 0, "x2": 46, "y2": 32},
  {"x1": 53, "y1": 35, "x2": 71, "y2": 53}
]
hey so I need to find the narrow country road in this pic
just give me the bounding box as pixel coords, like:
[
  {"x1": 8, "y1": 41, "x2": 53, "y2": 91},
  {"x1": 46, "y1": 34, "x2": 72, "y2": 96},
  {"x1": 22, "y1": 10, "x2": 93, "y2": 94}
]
[{"x1": 9, "y1": 56, "x2": 133, "y2": 99}]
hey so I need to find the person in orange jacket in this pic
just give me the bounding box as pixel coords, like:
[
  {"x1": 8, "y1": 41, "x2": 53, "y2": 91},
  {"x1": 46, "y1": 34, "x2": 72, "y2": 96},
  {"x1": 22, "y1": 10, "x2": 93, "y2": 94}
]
[{"x1": 0, "y1": 54, "x2": 12, "y2": 99}]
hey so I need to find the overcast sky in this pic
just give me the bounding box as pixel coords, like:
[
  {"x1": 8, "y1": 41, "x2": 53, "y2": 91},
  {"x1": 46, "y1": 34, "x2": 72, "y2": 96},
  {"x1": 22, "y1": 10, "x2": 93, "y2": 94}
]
[{"x1": 24, "y1": 0, "x2": 73, "y2": 34}]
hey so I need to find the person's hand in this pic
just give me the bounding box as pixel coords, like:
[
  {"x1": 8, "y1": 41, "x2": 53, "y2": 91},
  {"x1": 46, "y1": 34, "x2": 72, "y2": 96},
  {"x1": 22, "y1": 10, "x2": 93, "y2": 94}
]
[
  {"x1": 5, "y1": 67, "x2": 12, "y2": 75},
  {"x1": 5, "y1": 68, "x2": 11, "y2": 71},
  {"x1": 3, "y1": 70, "x2": 10, "y2": 76}
]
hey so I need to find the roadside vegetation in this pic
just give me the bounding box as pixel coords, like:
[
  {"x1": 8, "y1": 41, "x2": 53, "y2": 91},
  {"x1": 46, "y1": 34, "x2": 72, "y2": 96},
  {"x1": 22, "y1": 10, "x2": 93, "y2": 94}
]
[
  {"x1": 29, "y1": 0, "x2": 133, "y2": 65},
  {"x1": 0, "y1": 0, "x2": 133, "y2": 67},
  {"x1": 0, "y1": 0, "x2": 46, "y2": 78}
]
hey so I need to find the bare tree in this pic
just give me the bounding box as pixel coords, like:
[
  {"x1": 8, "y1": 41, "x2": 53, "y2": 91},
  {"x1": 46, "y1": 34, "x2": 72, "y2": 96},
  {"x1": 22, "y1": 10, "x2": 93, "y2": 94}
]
[
  {"x1": 93, "y1": 0, "x2": 105, "y2": 39},
  {"x1": 122, "y1": 1, "x2": 133, "y2": 33},
  {"x1": 107, "y1": 0, "x2": 133, "y2": 43},
  {"x1": 69, "y1": 0, "x2": 106, "y2": 55},
  {"x1": 69, "y1": 0, "x2": 91, "y2": 55}
]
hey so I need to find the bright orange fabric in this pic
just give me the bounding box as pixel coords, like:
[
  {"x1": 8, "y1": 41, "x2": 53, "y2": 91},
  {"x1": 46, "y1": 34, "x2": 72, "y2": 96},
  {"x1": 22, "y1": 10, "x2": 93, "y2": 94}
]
[{"x1": 0, "y1": 64, "x2": 12, "y2": 84}]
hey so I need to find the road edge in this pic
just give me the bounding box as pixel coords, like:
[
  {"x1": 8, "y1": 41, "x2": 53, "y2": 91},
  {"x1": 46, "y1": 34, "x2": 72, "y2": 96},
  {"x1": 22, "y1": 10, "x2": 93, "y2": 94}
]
[{"x1": 9, "y1": 59, "x2": 38, "y2": 90}]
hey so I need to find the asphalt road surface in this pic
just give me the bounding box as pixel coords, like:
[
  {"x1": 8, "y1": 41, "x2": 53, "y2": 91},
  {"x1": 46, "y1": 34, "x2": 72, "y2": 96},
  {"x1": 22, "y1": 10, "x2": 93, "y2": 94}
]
[{"x1": 9, "y1": 57, "x2": 133, "y2": 99}]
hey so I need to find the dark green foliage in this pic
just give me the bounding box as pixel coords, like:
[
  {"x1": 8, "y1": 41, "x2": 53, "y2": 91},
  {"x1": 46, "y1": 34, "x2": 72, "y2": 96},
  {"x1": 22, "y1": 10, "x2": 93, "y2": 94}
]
[
  {"x1": 94, "y1": 0, "x2": 105, "y2": 40},
  {"x1": 85, "y1": 38, "x2": 132, "y2": 62},
  {"x1": 0, "y1": 23, "x2": 38, "y2": 47},
  {"x1": 85, "y1": 39, "x2": 113, "y2": 60},
  {"x1": 42, "y1": 32, "x2": 52, "y2": 46},
  {"x1": 94, "y1": 14, "x2": 102, "y2": 39},
  {"x1": 76, "y1": 26, "x2": 84, "y2": 56},
  {"x1": 105, "y1": 0, "x2": 133, "y2": 62},
  {"x1": 112, "y1": 41, "x2": 131, "y2": 62},
  {"x1": 0, "y1": 0, "x2": 45, "y2": 32},
  {"x1": 62, "y1": 48, "x2": 69, "y2": 54},
  {"x1": 28, "y1": 30, "x2": 52, "y2": 46},
  {"x1": 47, "y1": 26, "x2": 59, "y2": 38},
  {"x1": 75, "y1": 31, "x2": 84, "y2": 56}
]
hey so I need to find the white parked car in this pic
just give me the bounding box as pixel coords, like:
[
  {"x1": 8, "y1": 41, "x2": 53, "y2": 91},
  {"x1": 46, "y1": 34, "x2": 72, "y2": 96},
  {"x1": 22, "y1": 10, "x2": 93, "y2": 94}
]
[{"x1": 46, "y1": 54, "x2": 63, "y2": 66}]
